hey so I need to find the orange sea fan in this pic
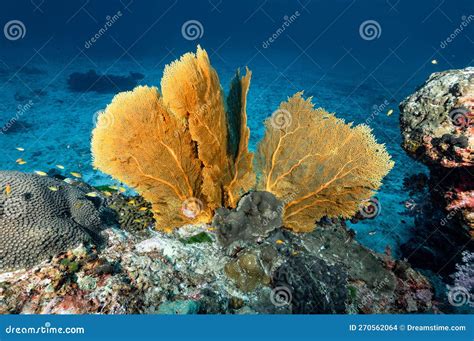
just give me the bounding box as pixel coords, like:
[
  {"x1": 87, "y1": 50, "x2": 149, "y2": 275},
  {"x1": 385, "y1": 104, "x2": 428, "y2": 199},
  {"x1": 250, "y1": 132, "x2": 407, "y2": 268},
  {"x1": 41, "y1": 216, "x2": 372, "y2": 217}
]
[
  {"x1": 224, "y1": 68, "x2": 255, "y2": 206},
  {"x1": 160, "y1": 47, "x2": 254, "y2": 209},
  {"x1": 91, "y1": 86, "x2": 209, "y2": 231},
  {"x1": 92, "y1": 46, "x2": 393, "y2": 233},
  {"x1": 256, "y1": 92, "x2": 394, "y2": 232},
  {"x1": 91, "y1": 47, "x2": 255, "y2": 231},
  {"x1": 161, "y1": 47, "x2": 230, "y2": 210}
]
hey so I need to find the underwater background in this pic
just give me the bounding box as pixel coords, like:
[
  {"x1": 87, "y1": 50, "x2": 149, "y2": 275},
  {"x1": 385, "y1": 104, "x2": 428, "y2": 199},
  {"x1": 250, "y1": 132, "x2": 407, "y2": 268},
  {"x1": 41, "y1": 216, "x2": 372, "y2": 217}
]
[{"x1": 0, "y1": 0, "x2": 472, "y2": 258}]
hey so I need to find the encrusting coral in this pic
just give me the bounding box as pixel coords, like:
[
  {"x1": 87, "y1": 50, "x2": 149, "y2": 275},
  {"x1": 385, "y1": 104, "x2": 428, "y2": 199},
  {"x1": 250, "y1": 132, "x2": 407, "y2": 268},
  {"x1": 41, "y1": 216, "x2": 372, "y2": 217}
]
[
  {"x1": 92, "y1": 47, "x2": 254, "y2": 231},
  {"x1": 92, "y1": 46, "x2": 393, "y2": 232},
  {"x1": 256, "y1": 93, "x2": 394, "y2": 232}
]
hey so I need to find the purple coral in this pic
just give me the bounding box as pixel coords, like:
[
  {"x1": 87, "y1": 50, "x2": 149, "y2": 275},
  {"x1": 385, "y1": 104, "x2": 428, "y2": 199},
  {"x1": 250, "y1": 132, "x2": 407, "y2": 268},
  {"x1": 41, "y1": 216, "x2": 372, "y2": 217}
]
[{"x1": 451, "y1": 251, "x2": 474, "y2": 292}]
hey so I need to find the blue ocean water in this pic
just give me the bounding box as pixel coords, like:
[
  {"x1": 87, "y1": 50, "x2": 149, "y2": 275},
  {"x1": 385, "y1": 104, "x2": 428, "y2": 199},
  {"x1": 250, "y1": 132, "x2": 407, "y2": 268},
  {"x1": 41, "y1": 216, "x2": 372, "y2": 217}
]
[{"x1": 0, "y1": 0, "x2": 472, "y2": 256}]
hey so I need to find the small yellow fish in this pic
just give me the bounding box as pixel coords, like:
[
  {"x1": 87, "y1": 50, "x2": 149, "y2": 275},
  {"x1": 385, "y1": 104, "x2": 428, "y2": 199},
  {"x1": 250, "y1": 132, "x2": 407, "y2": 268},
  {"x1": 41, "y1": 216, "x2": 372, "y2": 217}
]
[
  {"x1": 119, "y1": 187, "x2": 126, "y2": 193},
  {"x1": 35, "y1": 171, "x2": 48, "y2": 176},
  {"x1": 133, "y1": 219, "x2": 142, "y2": 223},
  {"x1": 128, "y1": 200, "x2": 136, "y2": 205},
  {"x1": 16, "y1": 147, "x2": 24, "y2": 151},
  {"x1": 56, "y1": 165, "x2": 65, "y2": 170},
  {"x1": 18, "y1": 160, "x2": 27, "y2": 165},
  {"x1": 431, "y1": 59, "x2": 438, "y2": 65},
  {"x1": 386, "y1": 109, "x2": 394, "y2": 116},
  {"x1": 85, "y1": 192, "x2": 98, "y2": 197},
  {"x1": 275, "y1": 239, "x2": 284, "y2": 245},
  {"x1": 139, "y1": 207, "x2": 148, "y2": 211},
  {"x1": 109, "y1": 185, "x2": 118, "y2": 190},
  {"x1": 207, "y1": 227, "x2": 215, "y2": 231},
  {"x1": 70, "y1": 172, "x2": 82, "y2": 178},
  {"x1": 103, "y1": 191, "x2": 112, "y2": 197},
  {"x1": 5, "y1": 184, "x2": 11, "y2": 196},
  {"x1": 48, "y1": 186, "x2": 59, "y2": 191},
  {"x1": 16, "y1": 158, "x2": 25, "y2": 164}
]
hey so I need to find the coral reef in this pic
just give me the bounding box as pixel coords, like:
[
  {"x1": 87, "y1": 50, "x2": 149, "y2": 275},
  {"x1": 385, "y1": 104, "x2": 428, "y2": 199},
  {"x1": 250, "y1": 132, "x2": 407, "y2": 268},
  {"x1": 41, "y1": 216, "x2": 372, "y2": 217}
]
[
  {"x1": 256, "y1": 93, "x2": 394, "y2": 232},
  {"x1": 399, "y1": 68, "x2": 473, "y2": 313},
  {"x1": 67, "y1": 70, "x2": 144, "y2": 93},
  {"x1": 224, "y1": 250, "x2": 272, "y2": 292},
  {"x1": 450, "y1": 250, "x2": 474, "y2": 297},
  {"x1": 272, "y1": 255, "x2": 347, "y2": 314},
  {"x1": 92, "y1": 47, "x2": 393, "y2": 233},
  {"x1": 104, "y1": 191, "x2": 154, "y2": 238},
  {"x1": 0, "y1": 171, "x2": 114, "y2": 272},
  {"x1": 399, "y1": 171, "x2": 473, "y2": 285},
  {"x1": 0, "y1": 191, "x2": 435, "y2": 314},
  {"x1": 400, "y1": 67, "x2": 474, "y2": 234},
  {"x1": 445, "y1": 250, "x2": 474, "y2": 313}
]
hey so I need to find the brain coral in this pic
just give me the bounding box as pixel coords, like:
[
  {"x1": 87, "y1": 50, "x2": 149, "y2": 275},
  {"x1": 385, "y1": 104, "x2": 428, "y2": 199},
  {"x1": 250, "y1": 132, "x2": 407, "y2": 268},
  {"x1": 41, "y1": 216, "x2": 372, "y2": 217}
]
[{"x1": 0, "y1": 171, "x2": 114, "y2": 272}]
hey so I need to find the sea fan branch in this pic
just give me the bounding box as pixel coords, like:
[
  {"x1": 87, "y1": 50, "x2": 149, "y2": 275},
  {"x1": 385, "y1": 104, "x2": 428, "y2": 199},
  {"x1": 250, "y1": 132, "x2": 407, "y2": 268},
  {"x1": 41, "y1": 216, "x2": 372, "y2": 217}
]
[{"x1": 257, "y1": 92, "x2": 394, "y2": 232}]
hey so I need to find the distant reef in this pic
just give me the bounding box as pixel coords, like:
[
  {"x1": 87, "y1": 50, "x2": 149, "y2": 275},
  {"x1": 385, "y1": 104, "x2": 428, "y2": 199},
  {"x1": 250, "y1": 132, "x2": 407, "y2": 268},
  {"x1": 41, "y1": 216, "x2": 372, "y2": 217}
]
[{"x1": 67, "y1": 69, "x2": 144, "y2": 93}]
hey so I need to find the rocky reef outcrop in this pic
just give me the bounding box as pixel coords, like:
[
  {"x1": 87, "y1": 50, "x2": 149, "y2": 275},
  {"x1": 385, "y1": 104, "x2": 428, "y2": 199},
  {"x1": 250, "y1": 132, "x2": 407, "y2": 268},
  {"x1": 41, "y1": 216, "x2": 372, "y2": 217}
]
[
  {"x1": 0, "y1": 171, "x2": 115, "y2": 272},
  {"x1": 0, "y1": 184, "x2": 435, "y2": 314},
  {"x1": 400, "y1": 67, "x2": 473, "y2": 234},
  {"x1": 213, "y1": 191, "x2": 283, "y2": 253},
  {"x1": 399, "y1": 68, "x2": 473, "y2": 311}
]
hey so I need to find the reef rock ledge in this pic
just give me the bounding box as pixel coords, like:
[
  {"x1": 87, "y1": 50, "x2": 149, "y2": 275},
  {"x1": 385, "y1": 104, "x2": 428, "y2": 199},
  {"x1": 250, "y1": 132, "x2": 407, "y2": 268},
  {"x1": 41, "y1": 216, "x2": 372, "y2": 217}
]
[{"x1": 400, "y1": 67, "x2": 474, "y2": 234}]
